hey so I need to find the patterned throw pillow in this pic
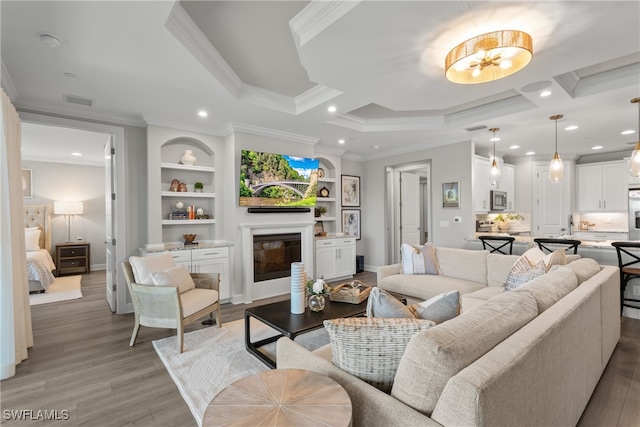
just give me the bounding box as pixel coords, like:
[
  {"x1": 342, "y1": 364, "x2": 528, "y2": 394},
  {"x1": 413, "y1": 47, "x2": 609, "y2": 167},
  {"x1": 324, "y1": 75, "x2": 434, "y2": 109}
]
[
  {"x1": 401, "y1": 243, "x2": 441, "y2": 275},
  {"x1": 323, "y1": 317, "x2": 435, "y2": 393},
  {"x1": 505, "y1": 255, "x2": 546, "y2": 291}
]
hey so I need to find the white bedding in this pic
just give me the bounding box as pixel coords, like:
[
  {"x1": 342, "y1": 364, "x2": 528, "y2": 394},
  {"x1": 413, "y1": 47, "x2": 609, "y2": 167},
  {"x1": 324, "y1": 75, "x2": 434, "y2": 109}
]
[{"x1": 27, "y1": 249, "x2": 56, "y2": 291}]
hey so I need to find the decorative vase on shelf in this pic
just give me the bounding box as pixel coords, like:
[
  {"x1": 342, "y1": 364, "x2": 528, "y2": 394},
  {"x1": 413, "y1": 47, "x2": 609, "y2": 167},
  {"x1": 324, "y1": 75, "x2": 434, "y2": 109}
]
[
  {"x1": 308, "y1": 294, "x2": 325, "y2": 312},
  {"x1": 181, "y1": 150, "x2": 197, "y2": 166},
  {"x1": 497, "y1": 221, "x2": 510, "y2": 231}
]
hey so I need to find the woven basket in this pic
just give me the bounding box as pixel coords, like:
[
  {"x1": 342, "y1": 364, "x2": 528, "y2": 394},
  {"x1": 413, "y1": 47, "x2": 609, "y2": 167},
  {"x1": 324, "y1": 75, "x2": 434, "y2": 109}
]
[{"x1": 329, "y1": 281, "x2": 371, "y2": 304}]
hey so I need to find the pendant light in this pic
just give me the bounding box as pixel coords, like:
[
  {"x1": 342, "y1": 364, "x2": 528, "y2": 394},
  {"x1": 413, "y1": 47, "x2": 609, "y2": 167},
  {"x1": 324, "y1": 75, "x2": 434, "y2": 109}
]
[
  {"x1": 489, "y1": 128, "x2": 500, "y2": 185},
  {"x1": 549, "y1": 115, "x2": 564, "y2": 183},
  {"x1": 629, "y1": 98, "x2": 640, "y2": 177}
]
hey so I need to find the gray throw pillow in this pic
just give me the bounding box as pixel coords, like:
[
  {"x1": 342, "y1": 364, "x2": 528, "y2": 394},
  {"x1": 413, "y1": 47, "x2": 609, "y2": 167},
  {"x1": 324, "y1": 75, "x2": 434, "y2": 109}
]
[
  {"x1": 366, "y1": 287, "x2": 413, "y2": 318},
  {"x1": 408, "y1": 290, "x2": 460, "y2": 324}
]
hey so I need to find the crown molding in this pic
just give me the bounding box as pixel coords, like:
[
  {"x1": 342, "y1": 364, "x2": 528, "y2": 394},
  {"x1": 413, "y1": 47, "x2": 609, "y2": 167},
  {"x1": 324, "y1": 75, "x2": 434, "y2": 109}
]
[
  {"x1": 237, "y1": 84, "x2": 296, "y2": 114},
  {"x1": 1, "y1": 61, "x2": 18, "y2": 100},
  {"x1": 290, "y1": 1, "x2": 361, "y2": 48},
  {"x1": 326, "y1": 113, "x2": 366, "y2": 131},
  {"x1": 445, "y1": 95, "x2": 536, "y2": 128},
  {"x1": 360, "y1": 135, "x2": 472, "y2": 162},
  {"x1": 23, "y1": 154, "x2": 105, "y2": 168},
  {"x1": 222, "y1": 122, "x2": 319, "y2": 145},
  {"x1": 573, "y1": 62, "x2": 640, "y2": 98},
  {"x1": 15, "y1": 99, "x2": 147, "y2": 127},
  {"x1": 295, "y1": 84, "x2": 342, "y2": 114},
  {"x1": 144, "y1": 116, "x2": 226, "y2": 138},
  {"x1": 314, "y1": 145, "x2": 346, "y2": 156}
]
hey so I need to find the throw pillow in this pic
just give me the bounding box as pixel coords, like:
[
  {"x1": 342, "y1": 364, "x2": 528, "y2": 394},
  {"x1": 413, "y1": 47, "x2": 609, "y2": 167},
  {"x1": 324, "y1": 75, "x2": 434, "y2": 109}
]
[
  {"x1": 366, "y1": 287, "x2": 414, "y2": 318},
  {"x1": 129, "y1": 252, "x2": 176, "y2": 285},
  {"x1": 401, "y1": 243, "x2": 441, "y2": 275},
  {"x1": 24, "y1": 227, "x2": 41, "y2": 251},
  {"x1": 150, "y1": 264, "x2": 196, "y2": 294},
  {"x1": 408, "y1": 290, "x2": 460, "y2": 324},
  {"x1": 323, "y1": 317, "x2": 435, "y2": 393},
  {"x1": 505, "y1": 255, "x2": 546, "y2": 291}
]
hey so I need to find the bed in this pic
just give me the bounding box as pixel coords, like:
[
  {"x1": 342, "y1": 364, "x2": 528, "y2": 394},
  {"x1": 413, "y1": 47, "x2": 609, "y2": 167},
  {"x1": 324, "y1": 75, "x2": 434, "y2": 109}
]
[{"x1": 24, "y1": 205, "x2": 56, "y2": 293}]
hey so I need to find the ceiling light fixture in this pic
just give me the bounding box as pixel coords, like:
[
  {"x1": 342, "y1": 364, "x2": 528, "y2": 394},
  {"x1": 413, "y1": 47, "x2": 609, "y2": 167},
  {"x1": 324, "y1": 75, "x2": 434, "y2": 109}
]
[
  {"x1": 526, "y1": 151, "x2": 535, "y2": 156},
  {"x1": 549, "y1": 114, "x2": 564, "y2": 183},
  {"x1": 540, "y1": 90, "x2": 552, "y2": 97},
  {"x1": 39, "y1": 33, "x2": 61, "y2": 48},
  {"x1": 628, "y1": 97, "x2": 640, "y2": 177},
  {"x1": 71, "y1": 152, "x2": 82, "y2": 157},
  {"x1": 198, "y1": 110, "x2": 207, "y2": 117},
  {"x1": 338, "y1": 139, "x2": 345, "y2": 144},
  {"x1": 622, "y1": 129, "x2": 635, "y2": 135},
  {"x1": 445, "y1": 30, "x2": 532, "y2": 84},
  {"x1": 592, "y1": 146, "x2": 603, "y2": 150},
  {"x1": 327, "y1": 105, "x2": 337, "y2": 113},
  {"x1": 565, "y1": 125, "x2": 578, "y2": 131},
  {"x1": 509, "y1": 145, "x2": 520, "y2": 149},
  {"x1": 489, "y1": 128, "x2": 500, "y2": 185}
]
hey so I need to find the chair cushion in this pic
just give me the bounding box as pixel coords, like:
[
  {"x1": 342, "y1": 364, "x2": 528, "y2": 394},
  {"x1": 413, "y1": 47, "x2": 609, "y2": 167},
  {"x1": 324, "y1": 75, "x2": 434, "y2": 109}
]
[
  {"x1": 401, "y1": 243, "x2": 441, "y2": 275},
  {"x1": 129, "y1": 252, "x2": 176, "y2": 285},
  {"x1": 150, "y1": 264, "x2": 196, "y2": 294},
  {"x1": 180, "y1": 288, "x2": 219, "y2": 318},
  {"x1": 323, "y1": 317, "x2": 435, "y2": 393}
]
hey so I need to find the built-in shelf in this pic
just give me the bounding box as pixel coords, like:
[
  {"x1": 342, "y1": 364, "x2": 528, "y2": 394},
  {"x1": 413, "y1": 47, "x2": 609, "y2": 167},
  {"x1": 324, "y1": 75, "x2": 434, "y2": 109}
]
[
  {"x1": 161, "y1": 191, "x2": 216, "y2": 198},
  {"x1": 315, "y1": 216, "x2": 337, "y2": 221},
  {"x1": 316, "y1": 197, "x2": 336, "y2": 202},
  {"x1": 318, "y1": 177, "x2": 336, "y2": 183},
  {"x1": 162, "y1": 219, "x2": 216, "y2": 225},
  {"x1": 160, "y1": 162, "x2": 215, "y2": 173}
]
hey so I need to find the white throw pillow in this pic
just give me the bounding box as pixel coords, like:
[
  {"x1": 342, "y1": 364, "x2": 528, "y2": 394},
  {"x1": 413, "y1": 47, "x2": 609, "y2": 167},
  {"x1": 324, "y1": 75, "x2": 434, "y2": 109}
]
[
  {"x1": 401, "y1": 243, "x2": 441, "y2": 275},
  {"x1": 129, "y1": 252, "x2": 176, "y2": 285},
  {"x1": 409, "y1": 290, "x2": 461, "y2": 324},
  {"x1": 366, "y1": 287, "x2": 414, "y2": 318},
  {"x1": 150, "y1": 264, "x2": 195, "y2": 294},
  {"x1": 24, "y1": 227, "x2": 41, "y2": 251}
]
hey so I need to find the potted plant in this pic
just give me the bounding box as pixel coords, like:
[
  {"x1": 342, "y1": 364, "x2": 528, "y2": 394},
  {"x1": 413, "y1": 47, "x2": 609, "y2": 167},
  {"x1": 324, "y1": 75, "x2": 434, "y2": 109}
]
[
  {"x1": 493, "y1": 213, "x2": 524, "y2": 231},
  {"x1": 194, "y1": 182, "x2": 204, "y2": 193},
  {"x1": 317, "y1": 206, "x2": 328, "y2": 217}
]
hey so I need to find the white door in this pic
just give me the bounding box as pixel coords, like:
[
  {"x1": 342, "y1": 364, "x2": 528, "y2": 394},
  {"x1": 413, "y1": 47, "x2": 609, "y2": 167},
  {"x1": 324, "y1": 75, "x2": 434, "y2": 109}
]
[
  {"x1": 105, "y1": 137, "x2": 117, "y2": 312},
  {"x1": 535, "y1": 164, "x2": 570, "y2": 236},
  {"x1": 400, "y1": 172, "x2": 421, "y2": 245}
]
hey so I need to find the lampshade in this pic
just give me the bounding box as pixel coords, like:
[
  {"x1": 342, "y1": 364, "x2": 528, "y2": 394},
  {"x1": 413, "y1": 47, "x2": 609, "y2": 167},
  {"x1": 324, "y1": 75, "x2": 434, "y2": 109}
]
[
  {"x1": 54, "y1": 201, "x2": 84, "y2": 215},
  {"x1": 549, "y1": 115, "x2": 564, "y2": 183},
  {"x1": 445, "y1": 30, "x2": 533, "y2": 84},
  {"x1": 629, "y1": 98, "x2": 640, "y2": 177}
]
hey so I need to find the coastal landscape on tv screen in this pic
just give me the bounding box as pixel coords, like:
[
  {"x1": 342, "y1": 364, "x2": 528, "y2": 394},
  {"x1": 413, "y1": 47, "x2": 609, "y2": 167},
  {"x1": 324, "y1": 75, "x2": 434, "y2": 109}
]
[{"x1": 239, "y1": 150, "x2": 319, "y2": 207}]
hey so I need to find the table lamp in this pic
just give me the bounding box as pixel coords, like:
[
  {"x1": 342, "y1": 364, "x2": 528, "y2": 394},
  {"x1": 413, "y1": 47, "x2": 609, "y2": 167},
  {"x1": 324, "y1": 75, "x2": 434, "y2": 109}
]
[{"x1": 54, "y1": 201, "x2": 84, "y2": 242}]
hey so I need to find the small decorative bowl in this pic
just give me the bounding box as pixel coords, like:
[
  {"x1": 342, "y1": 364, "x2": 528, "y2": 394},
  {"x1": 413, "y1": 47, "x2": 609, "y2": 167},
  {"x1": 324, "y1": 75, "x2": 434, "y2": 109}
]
[{"x1": 183, "y1": 234, "x2": 197, "y2": 244}]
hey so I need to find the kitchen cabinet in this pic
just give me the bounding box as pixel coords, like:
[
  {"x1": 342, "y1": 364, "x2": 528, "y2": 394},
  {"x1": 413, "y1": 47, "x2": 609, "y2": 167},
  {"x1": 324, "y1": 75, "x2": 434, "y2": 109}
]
[
  {"x1": 315, "y1": 238, "x2": 356, "y2": 280},
  {"x1": 474, "y1": 156, "x2": 490, "y2": 212},
  {"x1": 573, "y1": 231, "x2": 629, "y2": 241},
  {"x1": 504, "y1": 165, "x2": 515, "y2": 211},
  {"x1": 576, "y1": 161, "x2": 627, "y2": 212}
]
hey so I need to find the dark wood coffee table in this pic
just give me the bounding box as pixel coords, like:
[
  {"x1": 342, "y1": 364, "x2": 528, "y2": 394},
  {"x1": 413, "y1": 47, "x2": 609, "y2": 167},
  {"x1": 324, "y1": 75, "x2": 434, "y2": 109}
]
[{"x1": 245, "y1": 298, "x2": 368, "y2": 368}]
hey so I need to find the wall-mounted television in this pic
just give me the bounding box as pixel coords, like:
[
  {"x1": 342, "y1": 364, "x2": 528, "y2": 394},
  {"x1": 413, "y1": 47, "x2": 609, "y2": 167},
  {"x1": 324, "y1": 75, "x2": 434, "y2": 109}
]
[{"x1": 239, "y1": 150, "x2": 319, "y2": 208}]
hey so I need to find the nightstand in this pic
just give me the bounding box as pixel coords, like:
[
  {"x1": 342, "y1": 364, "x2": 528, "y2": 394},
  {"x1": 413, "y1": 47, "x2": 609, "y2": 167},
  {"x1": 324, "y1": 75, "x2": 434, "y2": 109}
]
[{"x1": 55, "y1": 242, "x2": 91, "y2": 277}]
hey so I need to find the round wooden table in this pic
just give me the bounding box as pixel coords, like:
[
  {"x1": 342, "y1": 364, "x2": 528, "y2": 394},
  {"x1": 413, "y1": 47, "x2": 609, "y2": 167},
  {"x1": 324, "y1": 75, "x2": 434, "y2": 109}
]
[{"x1": 203, "y1": 368, "x2": 352, "y2": 426}]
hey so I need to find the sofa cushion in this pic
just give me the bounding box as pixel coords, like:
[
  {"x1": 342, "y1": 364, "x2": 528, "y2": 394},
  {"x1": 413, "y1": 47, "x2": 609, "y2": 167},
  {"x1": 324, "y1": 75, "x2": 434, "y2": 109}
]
[
  {"x1": 562, "y1": 257, "x2": 601, "y2": 285},
  {"x1": 487, "y1": 253, "x2": 519, "y2": 286},
  {"x1": 435, "y1": 247, "x2": 488, "y2": 285},
  {"x1": 391, "y1": 290, "x2": 539, "y2": 415},
  {"x1": 379, "y1": 274, "x2": 485, "y2": 301},
  {"x1": 366, "y1": 287, "x2": 414, "y2": 318},
  {"x1": 129, "y1": 252, "x2": 176, "y2": 285},
  {"x1": 150, "y1": 264, "x2": 196, "y2": 294},
  {"x1": 401, "y1": 243, "x2": 441, "y2": 275},
  {"x1": 323, "y1": 317, "x2": 435, "y2": 393},
  {"x1": 514, "y1": 266, "x2": 578, "y2": 312},
  {"x1": 409, "y1": 291, "x2": 460, "y2": 324},
  {"x1": 461, "y1": 286, "x2": 505, "y2": 311}
]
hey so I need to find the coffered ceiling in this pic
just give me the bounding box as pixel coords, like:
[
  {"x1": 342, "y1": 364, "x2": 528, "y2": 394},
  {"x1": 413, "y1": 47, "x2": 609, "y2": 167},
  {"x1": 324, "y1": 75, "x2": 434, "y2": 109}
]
[{"x1": 2, "y1": 1, "x2": 639, "y2": 163}]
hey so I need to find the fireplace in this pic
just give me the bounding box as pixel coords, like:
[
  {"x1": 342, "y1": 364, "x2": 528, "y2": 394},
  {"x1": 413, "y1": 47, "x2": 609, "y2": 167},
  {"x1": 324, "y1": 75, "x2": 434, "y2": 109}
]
[{"x1": 253, "y1": 233, "x2": 301, "y2": 282}]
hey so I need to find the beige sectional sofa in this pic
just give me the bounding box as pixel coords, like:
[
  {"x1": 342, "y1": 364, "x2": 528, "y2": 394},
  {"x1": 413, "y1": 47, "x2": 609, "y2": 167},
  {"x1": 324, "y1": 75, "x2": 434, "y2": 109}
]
[{"x1": 276, "y1": 247, "x2": 620, "y2": 427}]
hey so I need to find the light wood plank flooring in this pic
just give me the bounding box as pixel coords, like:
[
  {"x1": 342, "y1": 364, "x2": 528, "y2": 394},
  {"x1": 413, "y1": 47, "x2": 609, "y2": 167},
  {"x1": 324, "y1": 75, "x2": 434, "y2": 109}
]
[{"x1": 1, "y1": 270, "x2": 638, "y2": 426}]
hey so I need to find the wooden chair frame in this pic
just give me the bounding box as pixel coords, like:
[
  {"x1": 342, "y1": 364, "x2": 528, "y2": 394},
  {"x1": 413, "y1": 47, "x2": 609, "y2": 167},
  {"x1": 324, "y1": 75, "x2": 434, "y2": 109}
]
[
  {"x1": 479, "y1": 235, "x2": 515, "y2": 254},
  {"x1": 533, "y1": 238, "x2": 581, "y2": 254},
  {"x1": 121, "y1": 261, "x2": 221, "y2": 353},
  {"x1": 611, "y1": 242, "x2": 640, "y2": 315}
]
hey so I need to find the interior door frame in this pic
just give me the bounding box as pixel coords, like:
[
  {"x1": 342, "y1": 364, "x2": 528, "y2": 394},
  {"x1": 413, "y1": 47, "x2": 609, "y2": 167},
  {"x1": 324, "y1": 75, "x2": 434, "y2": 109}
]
[{"x1": 20, "y1": 112, "x2": 131, "y2": 313}]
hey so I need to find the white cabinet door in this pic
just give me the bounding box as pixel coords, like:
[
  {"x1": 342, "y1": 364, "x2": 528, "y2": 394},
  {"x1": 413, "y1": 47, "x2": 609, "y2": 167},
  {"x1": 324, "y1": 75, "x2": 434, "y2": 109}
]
[
  {"x1": 191, "y1": 247, "x2": 230, "y2": 300},
  {"x1": 535, "y1": 163, "x2": 570, "y2": 236},
  {"x1": 474, "y1": 157, "x2": 490, "y2": 212},
  {"x1": 504, "y1": 165, "x2": 515, "y2": 211},
  {"x1": 315, "y1": 238, "x2": 355, "y2": 280},
  {"x1": 335, "y1": 240, "x2": 356, "y2": 277},
  {"x1": 577, "y1": 161, "x2": 627, "y2": 212},
  {"x1": 576, "y1": 164, "x2": 603, "y2": 211},
  {"x1": 602, "y1": 162, "x2": 627, "y2": 211},
  {"x1": 315, "y1": 244, "x2": 336, "y2": 280}
]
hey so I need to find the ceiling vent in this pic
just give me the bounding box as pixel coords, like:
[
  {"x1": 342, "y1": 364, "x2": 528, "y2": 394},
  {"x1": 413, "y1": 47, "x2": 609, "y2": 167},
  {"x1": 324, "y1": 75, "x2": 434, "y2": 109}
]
[
  {"x1": 63, "y1": 94, "x2": 94, "y2": 107},
  {"x1": 465, "y1": 125, "x2": 487, "y2": 132}
]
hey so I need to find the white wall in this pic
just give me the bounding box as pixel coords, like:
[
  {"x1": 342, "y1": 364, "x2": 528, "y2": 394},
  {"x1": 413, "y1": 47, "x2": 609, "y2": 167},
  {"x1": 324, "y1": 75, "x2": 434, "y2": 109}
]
[
  {"x1": 360, "y1": 140, "x2": 474, "y2": 268},
  {"x1": 21, "y1": 160, "x2": 107, "y2": 270}
]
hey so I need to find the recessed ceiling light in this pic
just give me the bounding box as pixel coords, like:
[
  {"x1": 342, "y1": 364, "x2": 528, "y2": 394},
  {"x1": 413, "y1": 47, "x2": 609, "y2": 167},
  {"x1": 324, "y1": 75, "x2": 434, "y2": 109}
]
[
  {"x1": 39, "y1": 33, "x2": 61, "y2": 47},
  {"x1": 509, "y1": 145, "x2": 520, "y2": 149},
  {"x1": 372, "y1": 145, "x2": 380, "y2": 149},
  {"x1": 198, "y1": 110, "x2": 207, "y2": 117},
  {"x1": 526, "y1": 151, "x2": 535, "y2": 155},
  {"x1": 565, "y1": 125, "x2": 579, "y2": 131},
  {"x1": 64, "y1": 72, "x2": 77, "y2": 78},
  {"x1": 71, "y1": 152, "x2": 82, "y2": 157},
  {"x1": 540, "y1": 90, "x2": 552, "y2": 97},
  {"x1": 490, "y1": 137, "x2": 500, "y2": 142},
  {"x1": 592, "y1": 145, "x2": 603, "y2": 150},
  {"x1": 338, "y1": 139, "x2": 345, "y2": 144},
  {"x1": 622, "y1": 129, "x2": 635, "y2": 135},
  {"x1": 327, "y1": 105, "x2": 337, "y2": 113}
]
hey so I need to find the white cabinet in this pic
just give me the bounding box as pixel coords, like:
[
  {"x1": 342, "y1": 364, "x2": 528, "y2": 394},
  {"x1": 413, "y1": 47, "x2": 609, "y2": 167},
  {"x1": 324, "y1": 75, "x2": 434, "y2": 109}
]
[
  {"x1": 474, "y1": 157, "x2": 490, "y2": 212},
  {"x1": 315, "y1": 238, "x2": 356, "y2": 281},
  {"x1": 504, "y1": 165, "x2": 515, "y2": 211},
  {"x1": 573, "y1": 232, "x2": 628, "y2": 241},
  {"x1": 576, "y1": 161, "x2": 627, "y2": 212}
]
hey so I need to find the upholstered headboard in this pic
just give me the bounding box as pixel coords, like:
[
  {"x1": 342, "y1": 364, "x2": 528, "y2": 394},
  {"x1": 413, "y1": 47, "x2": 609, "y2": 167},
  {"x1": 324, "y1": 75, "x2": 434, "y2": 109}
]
[{"x1": 24, "y1": 204, "x2": 52, "y2": 254}]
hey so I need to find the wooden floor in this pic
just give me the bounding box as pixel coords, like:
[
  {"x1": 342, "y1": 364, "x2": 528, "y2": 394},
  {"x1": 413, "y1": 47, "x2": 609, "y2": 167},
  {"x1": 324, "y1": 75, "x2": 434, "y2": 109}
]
[{"x1": 1, "y1": 270, "x2": 638, "y2": 426}]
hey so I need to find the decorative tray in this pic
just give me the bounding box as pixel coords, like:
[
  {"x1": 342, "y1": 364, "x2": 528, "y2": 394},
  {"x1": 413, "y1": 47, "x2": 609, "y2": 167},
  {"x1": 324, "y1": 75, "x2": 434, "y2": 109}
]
[{"x1": 329, "y1": 280, "x2": 371, "y2": 304}]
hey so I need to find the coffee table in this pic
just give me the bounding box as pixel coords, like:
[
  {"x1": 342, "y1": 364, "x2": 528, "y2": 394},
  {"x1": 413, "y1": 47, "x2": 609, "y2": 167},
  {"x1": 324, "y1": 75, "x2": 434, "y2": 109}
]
[
  {"x1": 245, "y1": 298, "x2": 368, "y2": 368},
  {"x1": 202, "y1": 368, "x2": 352, "y2": 426}
]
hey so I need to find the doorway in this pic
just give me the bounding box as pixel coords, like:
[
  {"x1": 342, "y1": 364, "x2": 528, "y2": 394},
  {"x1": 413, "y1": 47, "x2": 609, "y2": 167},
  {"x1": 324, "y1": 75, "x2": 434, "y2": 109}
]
[{"x1": 385, "y1": 162, "x2": 432, "y2": 264}]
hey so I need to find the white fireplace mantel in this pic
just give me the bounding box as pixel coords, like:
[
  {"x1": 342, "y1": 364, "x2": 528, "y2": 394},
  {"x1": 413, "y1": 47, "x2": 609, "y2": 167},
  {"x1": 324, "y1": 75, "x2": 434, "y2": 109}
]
[{"x1": 239, "y1": 221, "x2": 315, "y2": 303}]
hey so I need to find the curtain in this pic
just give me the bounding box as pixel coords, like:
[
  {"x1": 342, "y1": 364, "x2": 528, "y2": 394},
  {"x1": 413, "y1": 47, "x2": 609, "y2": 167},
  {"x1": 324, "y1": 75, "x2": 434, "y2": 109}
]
[{"x1": 0, "y1": 88, "x2": 33, "y2": 379}]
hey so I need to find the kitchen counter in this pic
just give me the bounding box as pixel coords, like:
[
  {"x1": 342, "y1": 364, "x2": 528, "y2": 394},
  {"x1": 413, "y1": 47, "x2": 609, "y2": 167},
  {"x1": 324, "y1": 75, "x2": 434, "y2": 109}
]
[{"x1": 139, "y1": 240, "x2": 233, "y2": 254}]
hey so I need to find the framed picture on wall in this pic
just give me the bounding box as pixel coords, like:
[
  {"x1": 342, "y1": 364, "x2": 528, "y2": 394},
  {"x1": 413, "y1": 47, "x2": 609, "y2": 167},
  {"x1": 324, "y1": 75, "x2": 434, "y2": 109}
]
[
  {"x1": 342, "y1": 209, "x2": 361, "y2": 240},
  {"x1": 442, "y1": 181, "x2": 460, "y2": 208},
  {"x1": 341, "y1": 175, "x2": 360, "y2": 207},
  {"x1": 22, "y1": 169, "x2": 32, "y2": 198}
]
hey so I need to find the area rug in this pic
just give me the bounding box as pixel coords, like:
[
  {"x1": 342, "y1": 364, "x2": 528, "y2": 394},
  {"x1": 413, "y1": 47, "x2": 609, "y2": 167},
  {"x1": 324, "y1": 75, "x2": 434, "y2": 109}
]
[
  {"x1": 153, "y1": 318, "x2": 330, "y2": 426},
  {"x1": 29, "y1": 275, "x2": 82, "y2": 305}
]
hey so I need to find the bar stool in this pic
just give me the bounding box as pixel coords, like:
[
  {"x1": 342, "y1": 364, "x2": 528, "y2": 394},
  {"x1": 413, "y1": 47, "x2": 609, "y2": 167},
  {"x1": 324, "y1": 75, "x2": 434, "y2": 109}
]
[
  {"x1": 533, "y1": 238, "x2": 581, "y2": 254},
  {"x1": 611, "y1": 242, "x2": 640, "y2": 315},
  {"x1": 479, "y1": 235, "x2": 515, "y2": 254}
]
